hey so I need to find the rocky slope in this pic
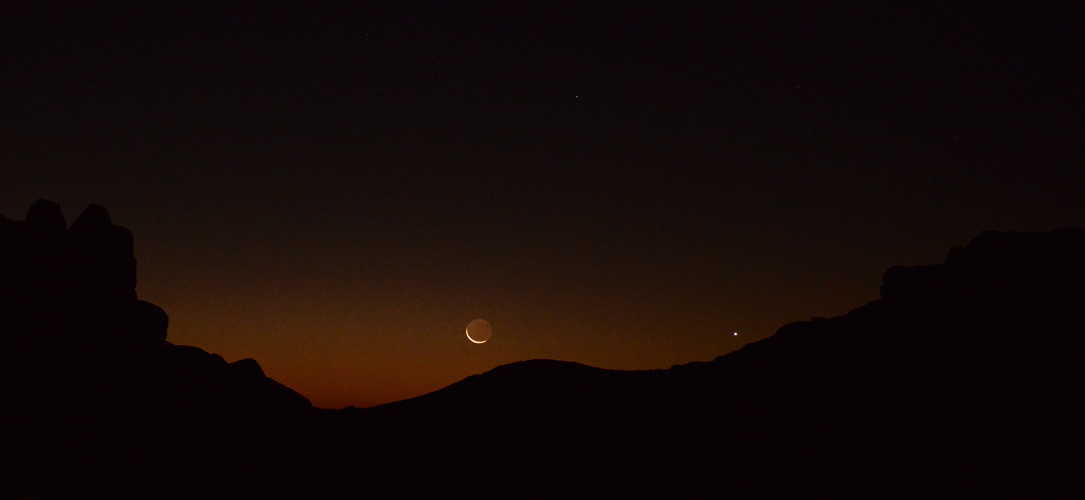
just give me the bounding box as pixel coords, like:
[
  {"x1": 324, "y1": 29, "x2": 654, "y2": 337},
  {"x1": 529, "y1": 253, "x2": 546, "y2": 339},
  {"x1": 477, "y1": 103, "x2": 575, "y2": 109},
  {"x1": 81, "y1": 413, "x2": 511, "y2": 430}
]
[
  {"x1": 3, "y1": 200, "x2": 1082, "y2": 498},
  {"x1": 2, "y1": 201, "x2": 310, "y2": 498}
]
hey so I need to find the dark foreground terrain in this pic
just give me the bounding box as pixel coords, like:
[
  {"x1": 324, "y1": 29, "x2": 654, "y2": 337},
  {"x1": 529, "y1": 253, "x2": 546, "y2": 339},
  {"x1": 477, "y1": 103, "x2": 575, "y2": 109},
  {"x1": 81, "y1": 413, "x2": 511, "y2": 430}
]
[{"x1": 3, "y1": 200, "x2": 1083, "y2": 498}]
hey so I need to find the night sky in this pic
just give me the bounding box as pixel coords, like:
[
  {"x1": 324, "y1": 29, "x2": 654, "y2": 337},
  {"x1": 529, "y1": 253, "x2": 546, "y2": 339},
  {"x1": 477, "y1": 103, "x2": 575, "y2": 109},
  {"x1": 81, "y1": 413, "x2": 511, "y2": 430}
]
[{"x1": 3, "y1": 2, "x2": 1082, "y2": 408}]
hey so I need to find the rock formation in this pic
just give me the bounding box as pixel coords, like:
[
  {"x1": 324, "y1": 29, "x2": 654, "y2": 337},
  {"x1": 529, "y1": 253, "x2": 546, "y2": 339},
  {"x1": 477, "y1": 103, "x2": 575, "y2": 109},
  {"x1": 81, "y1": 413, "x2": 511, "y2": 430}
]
[
  {"x1": 2, "y1": 199, "x2": 1082, "y2": 498},
  {"x1": 1, "y1": 200, "x2": 310, "y2": 499}
]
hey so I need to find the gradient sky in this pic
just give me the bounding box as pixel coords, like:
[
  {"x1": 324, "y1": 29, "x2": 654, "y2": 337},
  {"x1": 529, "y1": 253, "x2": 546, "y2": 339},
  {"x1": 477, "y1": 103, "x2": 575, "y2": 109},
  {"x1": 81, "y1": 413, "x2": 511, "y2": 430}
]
[{"x1": 3, "y1": 2, "x2": 1082, "y2": 408}]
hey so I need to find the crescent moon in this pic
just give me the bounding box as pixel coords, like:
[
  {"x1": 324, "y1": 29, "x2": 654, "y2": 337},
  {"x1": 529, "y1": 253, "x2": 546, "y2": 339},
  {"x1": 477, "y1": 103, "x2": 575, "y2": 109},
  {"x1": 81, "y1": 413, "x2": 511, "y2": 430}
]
[{"x1": 466, "y1": 328, "x2": 486, "y2": 344}]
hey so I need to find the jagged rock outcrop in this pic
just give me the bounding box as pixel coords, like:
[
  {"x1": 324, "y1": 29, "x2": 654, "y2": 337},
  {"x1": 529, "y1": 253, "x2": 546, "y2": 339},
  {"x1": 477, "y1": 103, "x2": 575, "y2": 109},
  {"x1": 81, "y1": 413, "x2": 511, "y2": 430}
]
[
  {"x1": 1, "y1": 200, "x2": 311, "y2": 499},
  {"x1": 2, "y1": 200, "x2": 139, "y2": 345},
  {"x1": 67, "y1": 203, "x2": 137, "y2": 307}
]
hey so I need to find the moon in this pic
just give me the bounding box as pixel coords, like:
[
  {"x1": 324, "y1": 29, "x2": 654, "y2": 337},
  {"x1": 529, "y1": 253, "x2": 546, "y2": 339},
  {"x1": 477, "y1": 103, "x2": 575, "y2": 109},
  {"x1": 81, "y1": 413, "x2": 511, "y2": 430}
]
[{"x1": 466, "y1": 319, "x2": 492, "y2": 344}]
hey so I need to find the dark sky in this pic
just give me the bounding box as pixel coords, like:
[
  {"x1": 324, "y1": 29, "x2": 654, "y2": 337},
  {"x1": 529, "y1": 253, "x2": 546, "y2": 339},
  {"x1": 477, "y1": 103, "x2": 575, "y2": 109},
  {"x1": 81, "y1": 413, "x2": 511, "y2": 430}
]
[{"x1": 3, "y1": 1, "x2": 1082, "y2": 408}]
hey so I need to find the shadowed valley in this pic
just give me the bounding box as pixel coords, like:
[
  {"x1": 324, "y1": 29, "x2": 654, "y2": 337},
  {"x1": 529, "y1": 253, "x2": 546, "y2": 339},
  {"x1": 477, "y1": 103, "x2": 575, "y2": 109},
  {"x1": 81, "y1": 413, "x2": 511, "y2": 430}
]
[{"x1": 3, "y1": 201, "x2": 1083, "y2": 497}]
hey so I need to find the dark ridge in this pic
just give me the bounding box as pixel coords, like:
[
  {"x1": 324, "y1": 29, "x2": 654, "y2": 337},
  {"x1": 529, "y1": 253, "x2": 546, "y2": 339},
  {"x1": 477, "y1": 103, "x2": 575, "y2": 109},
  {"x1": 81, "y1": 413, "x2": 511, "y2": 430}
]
[
  {"x1": 1, "y1": 200, "x2": 311, "y2": 499},
  {"x1": 3, "y1": 200, "x2": 1083, "y2": 498}
]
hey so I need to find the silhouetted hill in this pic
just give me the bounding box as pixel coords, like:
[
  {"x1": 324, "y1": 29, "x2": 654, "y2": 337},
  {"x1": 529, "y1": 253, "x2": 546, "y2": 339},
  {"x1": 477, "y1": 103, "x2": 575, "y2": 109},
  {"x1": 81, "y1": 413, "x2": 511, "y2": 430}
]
[
  {"x1": 315, "y1": 229, "x2": 1085, "y2": 498},
  {"x1": 3, "y1": 201, "x2": 1083, "y2": 498},
  {"x1": 1, "y1": 201, "x2": 311, "y2": 498}
]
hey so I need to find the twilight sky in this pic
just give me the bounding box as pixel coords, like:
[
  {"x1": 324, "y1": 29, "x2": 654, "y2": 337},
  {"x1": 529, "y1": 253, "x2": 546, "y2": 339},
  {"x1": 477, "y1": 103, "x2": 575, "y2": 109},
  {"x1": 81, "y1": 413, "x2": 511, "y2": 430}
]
[{"x1": 2, "y1": 2, "x2": 1082, "y2": 408}]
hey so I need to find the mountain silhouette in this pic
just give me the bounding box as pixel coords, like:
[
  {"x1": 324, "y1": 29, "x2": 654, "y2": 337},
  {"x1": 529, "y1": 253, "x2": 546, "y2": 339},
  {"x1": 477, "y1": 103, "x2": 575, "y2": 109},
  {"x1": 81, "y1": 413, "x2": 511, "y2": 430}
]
[{"x1": 2, "y1": 201, "x2": 1083, "y2": 498}]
